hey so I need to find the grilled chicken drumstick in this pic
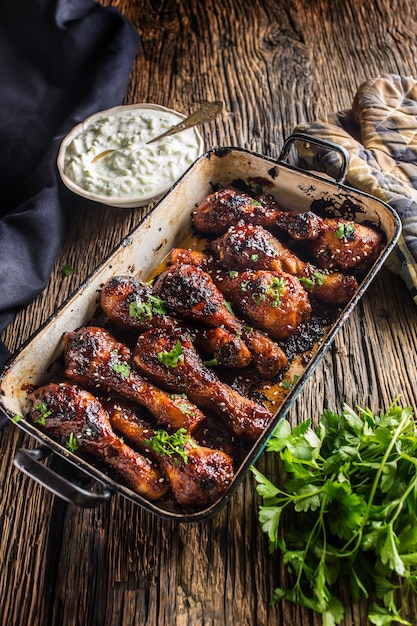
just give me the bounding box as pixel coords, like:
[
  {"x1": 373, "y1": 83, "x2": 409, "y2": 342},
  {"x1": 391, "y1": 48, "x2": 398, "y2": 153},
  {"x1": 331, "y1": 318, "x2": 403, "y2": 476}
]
[
  {"x1": 258, "y1": 194, "x2": 384, "y2": 271},
  {"x1": 105, "y1": 400, "x2": 235, "y2": 508},
  {"x1": 211, "y1": 222, "x2": 358, "y2": 305},
  {"x1": 153, "y1": 263, "x2": 288, "y2": 378},
  {"x1": 132, "y1": 327, "x2": 273, "y2": 441},
  {"x1": 192, "y1": 188, "x2": 383, "y2": 271},
  {"x1": 27, "y1": 383, "x2": 168, "y2": 500},
  {"x1": 214, "y1": 268, "x2": 311, "y2": 341},
  {"x1": 100, "y1": 275, "x2": 252, "y2": 369},
  {"x1": 304, "y1": 217, "x2": 383, "y2": 272},
  {"x1": 63, "y1": 326, "x2": 205, "y2": 433},
  {"x1": 192, "y1": 187, "x2": 290, "y2": 235},
  {"x1": 192, "y1": 188, "x2": 325, "y2": 237}
]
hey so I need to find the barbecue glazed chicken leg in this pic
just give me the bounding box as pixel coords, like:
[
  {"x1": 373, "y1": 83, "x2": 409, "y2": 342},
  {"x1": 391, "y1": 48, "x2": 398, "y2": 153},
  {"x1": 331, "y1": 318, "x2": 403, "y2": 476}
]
[
  {"x1": 211, "y1": 222, "x2": 358, "y2": 305},
  {"x1": 192, "y1": 188, "x2": 383, "y2": 272},
  {"x1": 258, "y1": 194, "x2": 384, "y2": 271},
  {"x1": 106, "y1": 400, "x2": 235, "y2": 508},
  {"x1": 192, "y1": 188, "x2": 290, "y2": 235},
  {"x1": 27, "y1": 383, "x2": 168, "y2": 500},
  {"x1": 100, "y1": 275, "x2": 252, "y2": 369},
  {"x1": 132, "y1": 327, "x2": 273, "y2": 441},
  {"x1": 100, "y1": 275, "x2": 172, "y2": 333},
  {"x1": 216, "y1": 269, "x2": 311, "y2": 340},
  {"x1": 153, "y1": 263, "x2": 288, "y2": 378},
  {"x1": 192, "y1": 188, "x2": 324, "y2": 236},
  {"x1": 304, "y1": 217, "x2": 383, "y2": 272},
  {"x1": 63, "y1": 326, "x2": 205, "y2": 433}
]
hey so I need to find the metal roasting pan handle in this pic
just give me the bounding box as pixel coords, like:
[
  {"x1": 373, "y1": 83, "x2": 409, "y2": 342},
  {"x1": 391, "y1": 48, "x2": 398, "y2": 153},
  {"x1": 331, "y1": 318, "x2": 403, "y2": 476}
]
[
  {"x1": 278, "y1": 132, "x2": 350, "y2": 184},
  {"x1": 14, "y1": 445, "x2": 113, "y2": 508}
]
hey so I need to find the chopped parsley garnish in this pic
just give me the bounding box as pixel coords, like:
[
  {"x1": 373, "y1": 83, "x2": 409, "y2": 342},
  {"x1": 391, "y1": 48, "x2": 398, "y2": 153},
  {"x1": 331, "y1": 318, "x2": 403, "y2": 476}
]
[
  {"x1": 266, "y1": 276, "x2": 286, "y2": 307},
  {"x1": 299, "y1": 271, "x2": 324, "y2": 291},
  {"x1": 335, "y1": 222, "x2": 355, "y2": 240},
  {"x1": 224, "y1": 301, "x2": 234, "y2": 314},
  {"x1": 61, "y1": 264, "x2": 74, "y2": 277},
  {"x1": 178, "y1": 401, "x2": 193, "y2": 414},
  {"x1": 66, "y1": 432, "x2": 78, "y2": 453},
  {"x1": 170, "y1": 394, "x2": 193, "y2": 413},
  {"x1": 203, "y1": 358, "x2": 219, "y2": 367},
  {"x1": 281, "y1": 374, "x2": 300, "y2": 390},
  {"x1": 252, "y1": 292, "x2": 266, "y2": 305},
  {"x1": 250, "y1": 253, "x2": 259, "y2": 262},
  {"x1": 228, "y1": 270, "x2": 239, "y2": 278},
  {"x1": 33, "y1": 402, "x2": 52, "y2": 425},
  {"x1": 144, "y1": 427, "x2": 195, "y2": 464},
  {"x1": 129, "y1": 295, "x2": 167, "y2": 319},
  {"x1": 157, "y1": 340, "x2": 184, "y2": 368},
  {"x1": 111, "y1": 362, "x2": 131, "y2": 378}
]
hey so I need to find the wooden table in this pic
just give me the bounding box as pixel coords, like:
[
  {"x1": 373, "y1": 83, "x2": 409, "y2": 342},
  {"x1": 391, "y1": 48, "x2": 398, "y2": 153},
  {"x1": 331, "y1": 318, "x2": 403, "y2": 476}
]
[{"x1": 1, "y1": 1, "x2": 417, "y2": 624}]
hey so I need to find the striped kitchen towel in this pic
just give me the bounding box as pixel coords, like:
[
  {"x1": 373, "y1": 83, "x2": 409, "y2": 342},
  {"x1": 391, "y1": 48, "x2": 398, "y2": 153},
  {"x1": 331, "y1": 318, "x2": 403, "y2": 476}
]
[{"x1": 295, "y1": 73, "x2": 417, "y2": 304}]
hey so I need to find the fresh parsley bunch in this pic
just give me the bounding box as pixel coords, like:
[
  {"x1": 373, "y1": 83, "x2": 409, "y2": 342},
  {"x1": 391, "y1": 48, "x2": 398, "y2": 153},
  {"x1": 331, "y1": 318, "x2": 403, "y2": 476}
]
[{"x1": 251, "y1": 400, "x2": 417, "y2": 625}]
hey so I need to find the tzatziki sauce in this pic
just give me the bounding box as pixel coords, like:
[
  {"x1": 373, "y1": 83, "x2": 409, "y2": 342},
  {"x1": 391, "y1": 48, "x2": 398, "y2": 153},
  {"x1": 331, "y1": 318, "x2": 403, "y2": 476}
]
[{"x1": 63, "y1": 108, "x2": 202, "y2": 199}]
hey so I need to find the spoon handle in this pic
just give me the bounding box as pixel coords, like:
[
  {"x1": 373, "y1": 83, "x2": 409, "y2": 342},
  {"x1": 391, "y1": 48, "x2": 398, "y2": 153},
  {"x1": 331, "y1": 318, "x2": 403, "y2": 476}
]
[{"x1": 145, "y1": 100, "x2": 223, "y2": 144}]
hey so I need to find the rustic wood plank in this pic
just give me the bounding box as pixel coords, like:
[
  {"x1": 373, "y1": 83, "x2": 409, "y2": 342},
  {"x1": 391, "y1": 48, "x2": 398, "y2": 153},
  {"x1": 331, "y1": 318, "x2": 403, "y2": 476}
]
[{"x1": 1, "y1": 1, "x2": 417, "y2": 625}]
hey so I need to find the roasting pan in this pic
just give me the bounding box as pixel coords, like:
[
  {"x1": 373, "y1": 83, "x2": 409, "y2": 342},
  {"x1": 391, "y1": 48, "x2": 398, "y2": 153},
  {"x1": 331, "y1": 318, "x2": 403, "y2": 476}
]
[{"x1": 0, "y1": 135, "x2": 402, "y2": 522}]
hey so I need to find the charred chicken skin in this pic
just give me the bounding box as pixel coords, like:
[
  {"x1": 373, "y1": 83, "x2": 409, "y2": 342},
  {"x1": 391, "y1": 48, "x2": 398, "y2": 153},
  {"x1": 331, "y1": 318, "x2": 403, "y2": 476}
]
[
  {"x1": 105, "y1": 400, "x2": 235, "y2": 508},
  {"x1": 211, "y1": 222, "x2": 358, "y2": 305},
  {"x1": 63, "y1": 326, "x2": 205, "y2": 433},
  {"x1": 153, "y1": 262, "x2": 288, "y2": 378},
  {"x1": 100, "y1": 275, "x2": 251, "y2": 369},
  {"x1": 192, "y1": 188, "x2": 383, "y2": 272},
  {"x1": 132, "y1": 327, "x2": 273, "y2": 441},
  {"x1": 27, "y1": 383, "x2": 168, "y2": 500}
]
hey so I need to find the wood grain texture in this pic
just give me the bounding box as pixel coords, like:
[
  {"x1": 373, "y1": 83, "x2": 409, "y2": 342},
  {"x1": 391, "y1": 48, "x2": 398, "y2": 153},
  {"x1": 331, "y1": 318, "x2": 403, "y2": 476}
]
[{"x1": 1, "y1": 1, "x2": 417, "y2": 624}]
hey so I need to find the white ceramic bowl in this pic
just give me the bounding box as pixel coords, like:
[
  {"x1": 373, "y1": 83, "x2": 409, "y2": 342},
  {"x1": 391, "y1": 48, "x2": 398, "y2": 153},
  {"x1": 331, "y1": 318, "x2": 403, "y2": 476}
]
[{"x1": 57, "y1": 103, "x2": 205, "y2": 208}]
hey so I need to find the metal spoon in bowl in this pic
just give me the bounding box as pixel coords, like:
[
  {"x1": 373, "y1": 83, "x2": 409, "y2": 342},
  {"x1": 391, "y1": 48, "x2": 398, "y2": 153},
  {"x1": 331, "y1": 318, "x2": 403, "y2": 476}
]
[
  {"x1": 91, "y1": 101, "x2": 223, "y2": 163},
  {"x1": 146, "y1": 100, "x2": 223, "y2": 144}
]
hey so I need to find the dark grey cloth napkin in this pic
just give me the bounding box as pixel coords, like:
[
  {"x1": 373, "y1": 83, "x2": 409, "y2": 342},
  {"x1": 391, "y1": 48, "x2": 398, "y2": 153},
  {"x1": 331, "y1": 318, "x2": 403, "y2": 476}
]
[{"x1": 0, "y1": 0, "x2": 140, "y2": 373}]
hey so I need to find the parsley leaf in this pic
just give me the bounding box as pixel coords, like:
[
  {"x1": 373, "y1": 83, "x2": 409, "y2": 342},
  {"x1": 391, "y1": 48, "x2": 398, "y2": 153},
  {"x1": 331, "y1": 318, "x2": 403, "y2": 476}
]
[
  {"x1": 299, "y1": 270, "x2": 324, "y2": 291},
  {"x1": 335, "y1": 222, "x2": 355, "y2": 240},
  {"x1": 111, "y1": 362, "x2": 131, "y2": 378},
  {"x1": 157, "y1": 340, "x2": 184, "y2": 368},
  {"x1": 144, "y1": 427, "x2": 195, "y2": 464},
  {"x1": 33, "y1": 401, "x2": 52, "y2": 425},
  {"x1": 266, "y1": 276, "x2": 286, "y2": 307},
  {"x1": 66, "y1": 432, "x2": 78, "y2": 453},
  {"x1": 129, "y1": 295, "x2": 167, "y2": 319},
  {"x1": 61, "y1": 264, "x2": 74, "y2": 277}
]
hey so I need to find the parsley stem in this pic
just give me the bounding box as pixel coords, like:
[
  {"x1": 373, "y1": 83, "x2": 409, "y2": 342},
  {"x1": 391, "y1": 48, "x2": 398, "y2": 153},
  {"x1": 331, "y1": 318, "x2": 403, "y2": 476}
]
[
  {"x1": 386, "y1": 472, "x2": 417, "y2": 526},
  {"x1": 341, "y1": 407, "x2": 413, "y2": 555},
  {"x1": 295, "y1": 493, "x2": 328, "y2": 591}
]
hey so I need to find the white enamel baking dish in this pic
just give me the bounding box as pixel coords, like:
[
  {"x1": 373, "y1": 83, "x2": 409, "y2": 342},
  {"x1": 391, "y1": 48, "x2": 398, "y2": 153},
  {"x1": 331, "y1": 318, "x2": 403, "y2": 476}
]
[{"x1": 0, "y1": 135, "x2": 402, "y2": 521}]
